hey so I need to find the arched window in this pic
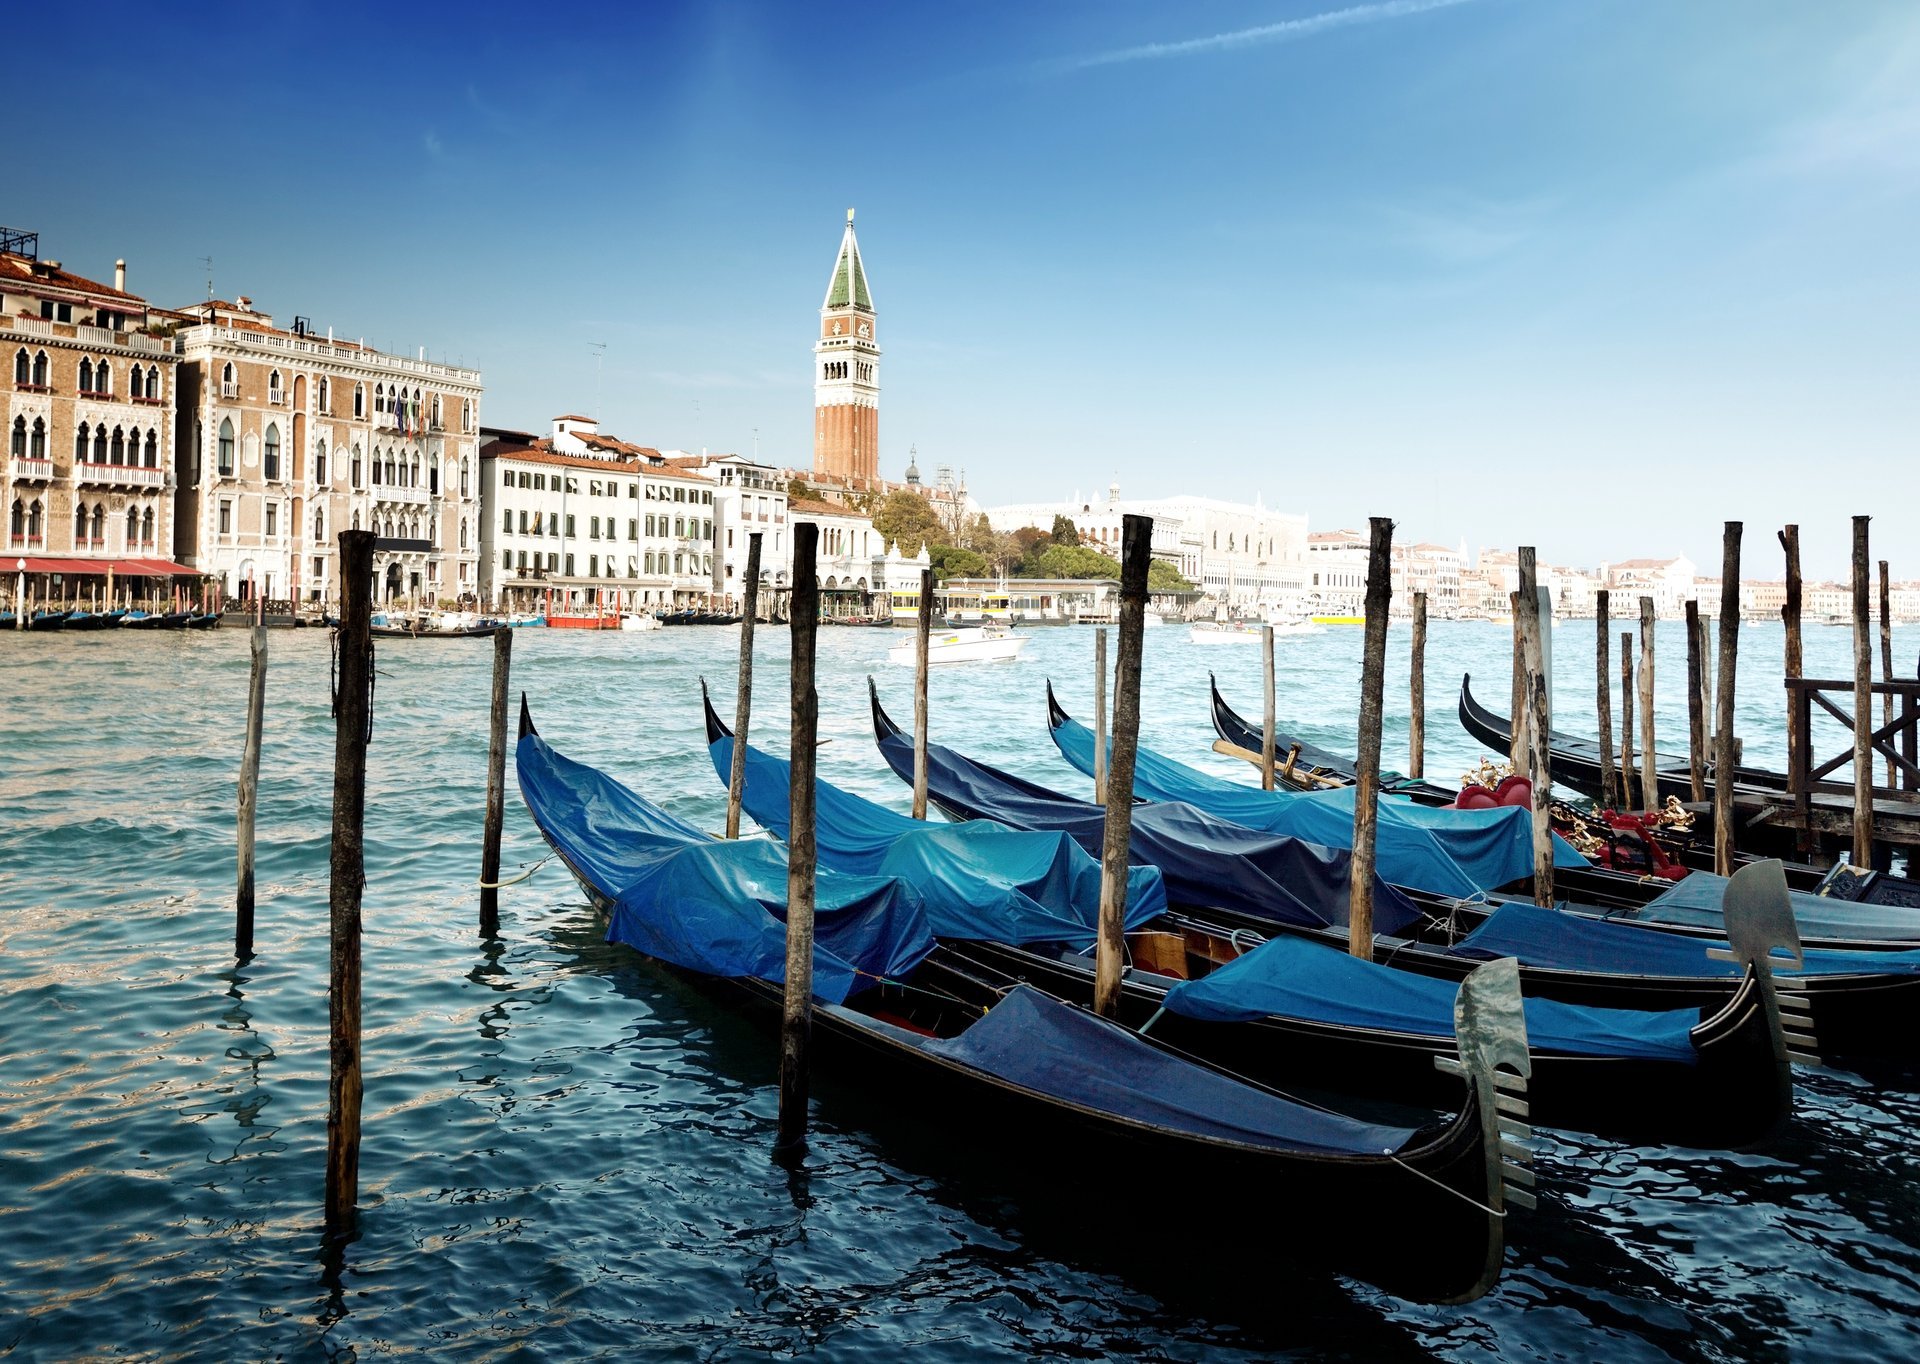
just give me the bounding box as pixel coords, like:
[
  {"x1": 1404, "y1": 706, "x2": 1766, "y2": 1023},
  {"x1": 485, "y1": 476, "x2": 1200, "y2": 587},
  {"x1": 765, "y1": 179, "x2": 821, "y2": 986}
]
[
  {"x1": 263, "y1": 423, "x2": 281, "y2": 481},
  {"x1": 74, "y1": 422, "x2": 89, "y2": 462},
  {"x1": 315, "y1": 439, "x2": 328, "y2": 485},
  {"x1": 8, "y1": 417, "x2": 21, "y2": 458},
  {"x1": 141, "y1": 507, "x2": 153, "y2": 544},
  {"x1": 27, "y1": 498, "x2": 42, "y2": 539},
  {"x1": 32, "y1": 351, "x2": 47, "y2": 386},
  {"x1": 269, "y1": 369, "x2": 282, "y2": 402},
  {"x1": 93, "y1": 426, "x2": 107, "y2": 462},
  {"x1": 11, "y1": 350, "x2": 25, "y2": 385},
  {"x1": 30, "y1": 418, "x2": 44, "y2": 459},
  {"x1": 143, "y1": 430, "x2": 158, "y2": 467},
  {"x1": 409, "y1": 455, "x2": 419, "y2": 488},
  {"x1": 97, "y1": 360, "x2": 111, "y2": 395},
  {"x1": 460, "y1": 456, "x2": 470, "y2": 497},
  {"x1": 128, "y1": 365, "x2": 144, "y2": 400},
  {"x1": 91, "y1": 505, "x2": 105, "y2": 544},
  {"x1": 385, "y1": 455, "x2": 396, "y2": 486},
  {"x1": 354, "y1": 383, "x2": 364, "y2": 419},
  {"x1": 374, "y1": 382, "x2": 385, "y2": 416},
  {"x1": 351, "y1": 443, "x2": 362, "y2": 487},
  {"x1": 351, "y1": 510, "x2": 361, "y2": 531},
  {"x1": 78, "y1": 358, "x2": 94, "y2": 393},
  {"x1": 9, "y1": 499, "x2": 21, "y2": 540},
  {"x1": 459, "y1": 518, "x2": 468, "y2": 549},
  {"x1": 110, "y1": 426, "x2": 126, "y2": 464},
  {"x1": 127, "y1": 505, "x2": 140, "y2": 546},
  {"x1": 372, "y1": 450, "x2": 383, "y2": 485},
  {"x1": 218, "y1": 419, "x2": 235, "y2": 476},
  {"x1": 75, "y1": 502, "x2": 88, "y2": 543},
  {"x1": 146, "y1": 365, "x2": 160, "y2": 400},
  {"x1": 314, "y1": 508, "x2": 325, "y2": 541},
  {"x1": 221, "y1": 361, "x2": 234, "y2": 393},
  {"x1": 318, "y1": 376, "x2": 330, "y2": 413}
]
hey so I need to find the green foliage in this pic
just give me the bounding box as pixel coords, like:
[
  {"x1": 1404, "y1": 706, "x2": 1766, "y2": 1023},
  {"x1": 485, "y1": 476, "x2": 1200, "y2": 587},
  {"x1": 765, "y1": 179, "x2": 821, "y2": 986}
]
[
  {"x1": 1148, "y1": 558, "x2": 1196, "y2": 593},
  {"x1": 928, "y1": 545, "x2": 989, "y2": 581},
  {"x1": 1033, "y1": 543, "x2": 1121, "y2": 580},
  {"x1": 1049, "y1": 514, "x2": 1081, "y2": 547},
  {"x1": 872, "y1": 489, "x2": 944, "y2": 556},
  {"x1": 786, "y1": 478, "x2": 816, "y2": 503}
]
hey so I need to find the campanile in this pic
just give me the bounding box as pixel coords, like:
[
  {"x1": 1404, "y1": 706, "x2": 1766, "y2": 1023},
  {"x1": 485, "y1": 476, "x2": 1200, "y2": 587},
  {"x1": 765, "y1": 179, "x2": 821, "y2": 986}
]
[{"x1": 812, "y1": 209, "x2": 879, "y2": 486}]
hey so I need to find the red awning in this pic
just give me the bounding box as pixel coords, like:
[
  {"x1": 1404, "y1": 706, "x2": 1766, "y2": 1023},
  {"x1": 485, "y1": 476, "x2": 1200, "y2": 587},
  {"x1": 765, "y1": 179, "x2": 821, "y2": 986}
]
[{"x1": 7, "y1": 556, "x2": 198, "y2": 577}]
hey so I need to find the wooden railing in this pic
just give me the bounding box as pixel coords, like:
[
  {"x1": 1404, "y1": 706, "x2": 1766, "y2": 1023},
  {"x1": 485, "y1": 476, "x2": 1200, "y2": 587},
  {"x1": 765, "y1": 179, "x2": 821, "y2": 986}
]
[{"x1": 1786, "y1": 677, "x2": 1920, "y2": 799}]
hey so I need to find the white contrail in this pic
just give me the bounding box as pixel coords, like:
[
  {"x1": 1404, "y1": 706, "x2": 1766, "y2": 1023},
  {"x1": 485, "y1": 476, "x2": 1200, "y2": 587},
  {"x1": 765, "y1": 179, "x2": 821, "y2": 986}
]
[{"x1": 1051, "y1": 0, "x2": 1483, "y2": 72}]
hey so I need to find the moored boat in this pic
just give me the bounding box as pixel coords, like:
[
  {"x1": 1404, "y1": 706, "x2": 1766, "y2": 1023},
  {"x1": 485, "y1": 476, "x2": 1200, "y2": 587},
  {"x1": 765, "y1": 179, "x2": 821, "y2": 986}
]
[
  {"x1": 886, "y1": 624, "x2": 1025, "y2": 666},
  {"x1": 1187, "y1": 620, "x2": 1263, "y2": 645}
]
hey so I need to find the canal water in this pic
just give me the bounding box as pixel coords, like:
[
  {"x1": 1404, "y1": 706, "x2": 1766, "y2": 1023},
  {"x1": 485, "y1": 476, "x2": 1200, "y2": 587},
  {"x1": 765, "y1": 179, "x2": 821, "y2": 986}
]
[{"x1": 1, "y1": 619, "x2": 1915, "y2": 1360}]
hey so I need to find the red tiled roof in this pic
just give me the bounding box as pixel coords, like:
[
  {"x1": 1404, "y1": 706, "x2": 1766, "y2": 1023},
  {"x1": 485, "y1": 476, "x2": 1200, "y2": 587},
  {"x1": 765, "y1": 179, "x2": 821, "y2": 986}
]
[
  {"x1": 552, "y1": 413, "x2": 593, "y2": 423},
  {"x1": 485, "y1": 441, "x2": 709, "y2": 480},
  {"x1": 0, "y1": 252, "x2": 145, "y2": 305},
  {"x1": 1611, "y1": 557, "x2": 1681, "y2": 570},
  {"x1": 789, "y1": 496, "x2": 865, "y2": 517}
]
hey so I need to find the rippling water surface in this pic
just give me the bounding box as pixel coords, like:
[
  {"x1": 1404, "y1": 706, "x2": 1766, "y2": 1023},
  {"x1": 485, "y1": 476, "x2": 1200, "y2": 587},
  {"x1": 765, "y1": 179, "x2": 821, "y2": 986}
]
[{"x1": 2, "y1": 618, "x2": 1916, "y2": 1360}]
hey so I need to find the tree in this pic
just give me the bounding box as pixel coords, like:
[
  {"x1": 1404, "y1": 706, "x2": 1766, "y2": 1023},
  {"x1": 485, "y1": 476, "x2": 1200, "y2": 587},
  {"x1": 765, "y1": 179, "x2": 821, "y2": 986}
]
[
  {"x1": 872, "y1": 489, "x2": 944, "y2": 556},
  {"x1": 1148, "y1": 559, "x2": 1196, "y2": 594},
  {"x1": 1049, "y1": 514, "x2": 1081, "y2": 547},
  {"x1": 786, "y1": 477, "x2": 816, "y2": 504},
  {"x1": 1034, "y1": 543, "x2": 1122, "y2": 580},
  {"x1": 928, "y1": 545, "x2": 988, "y2": 581}
]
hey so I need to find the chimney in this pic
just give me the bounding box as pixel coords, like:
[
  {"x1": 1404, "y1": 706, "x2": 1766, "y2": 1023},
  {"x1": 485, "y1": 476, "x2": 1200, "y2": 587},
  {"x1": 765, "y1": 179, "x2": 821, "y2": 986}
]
[
  {"x1": 115, "y1": 259, "x2": 126, "y2": 292},
  {"x1": 236, "y1": 296, "x2": 252, "y2": 311}
]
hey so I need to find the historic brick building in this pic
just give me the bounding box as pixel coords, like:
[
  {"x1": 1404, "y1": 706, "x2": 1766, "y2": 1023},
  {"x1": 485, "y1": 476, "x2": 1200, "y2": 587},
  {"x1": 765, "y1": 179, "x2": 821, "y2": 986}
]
[{"x1": 812, "y1": 210, "x2": 881, "y2": 488}]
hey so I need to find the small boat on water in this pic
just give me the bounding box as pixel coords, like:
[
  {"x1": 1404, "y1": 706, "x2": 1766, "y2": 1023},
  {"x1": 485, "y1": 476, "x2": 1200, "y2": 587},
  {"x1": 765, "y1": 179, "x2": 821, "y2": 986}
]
[
  {"x1": 1188, "y1": 620, "x2": 1263, "y2": 645},
  {"x1": 886, "y1": 624, "x2": 1025, "y2": 666},
  {"x1": 368, "y1": 610, "x2": 502, "y2": 639},
  {"x1": 618, "y1": 612, "x2": 661, "y2": 632},
  {"x1": 26, "y1": 610, "x2": 71, "y2": 631},
  {"x1": 518, "y1": 695, "x2": 1526, "y2": 1303},
  {"x1": 64, "y1": 610, "x2": 126, "y2": 632}
]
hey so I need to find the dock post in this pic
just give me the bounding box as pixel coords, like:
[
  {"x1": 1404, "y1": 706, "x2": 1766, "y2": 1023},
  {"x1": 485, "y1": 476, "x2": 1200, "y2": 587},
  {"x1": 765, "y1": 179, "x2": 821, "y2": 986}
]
[
  {"x1": 13, "y1": 563, "x2": 23, "y2": 629},
  {"x1": 1881, "y1": 560, "x2": 1894, "y2": 788},
  {"x1": 725, "y1": 533, "x2": 763, "y2": 838},
  {"x1": 778, "y1": 523, "x2": 820, "y2": 1153},
  {"x1": 1851, "y1": 516, "x2": 1874, "y2": 865},
  {"x1": 1508, "y1": 593, "x2": 1526, "y2": 770},
  {"x1": 326, "y1": 529, "x2": 375, "y2": 1236},
  {"x1": 1350, "y1": 517, "x2": 1394, "y2": 962},
  {"x1": 1517, "y1": 549, "x2": 1554, "y2": 905},
  {"x1": 1638, "y1": 597, "x2": 1657, "y2": 807},
  {"x1": 479, "y1": 627, "x2": 512, "y2": 935},
  {"x1": 1261, "y1": 624, "x2": 1277, "y2": 791},
  {"x1": 1780, "y1": 525, "x2": 1807, "y2": 857},
  {"x1": 912, "y1": 566, "x2": 933, "y2": 820},
  {"x1": 235, "y1": 621, "x2": 268, "y2": 958},
  {"x1": 1596, "y1": 591, "x2": 1616, "y2": 809},
  {"x1": 1092, "y1": 627, "x2": 1108, "y2": 804},
  {"x1": 1409, "y1": 592, "x2": 1427, "y2": 780},
  {"x1": 1620, "y1": 635, "x2": 1637, "y2": 810},
  {"x1": 1685, "y1": 599, "x2": 1707, "y2": 804},
  {"x1": 1094, "y1": 514, "x2": 1152, "y2": 1018},
  {"x1": 1714, "y1": 524, "x2": 1743, "y2": 876}
]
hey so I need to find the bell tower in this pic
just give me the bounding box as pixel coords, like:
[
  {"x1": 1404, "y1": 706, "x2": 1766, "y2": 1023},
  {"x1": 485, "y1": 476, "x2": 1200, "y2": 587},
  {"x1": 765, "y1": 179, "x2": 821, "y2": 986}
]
[{"x1": 812, "y1": 209, "x2": 879, "y2": 487}]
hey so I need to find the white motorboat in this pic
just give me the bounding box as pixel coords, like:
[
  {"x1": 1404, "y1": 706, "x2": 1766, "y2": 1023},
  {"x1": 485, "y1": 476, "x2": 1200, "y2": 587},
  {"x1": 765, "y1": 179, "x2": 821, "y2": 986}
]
[
  {"x1": 1187, "y1": 621, "x2": 1263, "y2": 645},
  {"x1": 887, "y1": 624, "x2": 1027, "y2": 666},
  {"x1": 619, "y1": 612, "x2": 662, "y2": 632}
]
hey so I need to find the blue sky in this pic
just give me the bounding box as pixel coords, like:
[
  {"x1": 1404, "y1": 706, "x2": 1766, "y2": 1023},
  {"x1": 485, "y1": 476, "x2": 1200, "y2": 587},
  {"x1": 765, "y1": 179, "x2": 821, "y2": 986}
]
[{"x1": 15, "y1": 1, "x2": 1918, "y2": 578}]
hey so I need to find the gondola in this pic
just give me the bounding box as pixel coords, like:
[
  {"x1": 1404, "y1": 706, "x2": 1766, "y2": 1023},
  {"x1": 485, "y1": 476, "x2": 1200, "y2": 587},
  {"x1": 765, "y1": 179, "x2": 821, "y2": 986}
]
[
  {"x1": 26, "y1": 610, "x2": 70, "y2": 631},
  {"x1": 517, "y1": 696, "x2": 1525, "y2": 1304},
  {"x1": 368, "y1": 622, "x2": 504, "y2": 639},
  {"x1": 63, "y1": 610, "x2": 125, "y2": 632},
  {"x1": 1458, "y1": 672, "x2": 1788, "y2": 806},
  {"x1": 703, "y1": 685, "x2": 1792, "y2": 1147},
  {"x1": 182, "y1": 612, "x2": 221, "y2": 630},
  {"x1": 867, "y1": 684, "x2": 1920, "y2": 1059},
  {"x1": 1209, "y1": 673, "x2": 1457, "y2": 803}
]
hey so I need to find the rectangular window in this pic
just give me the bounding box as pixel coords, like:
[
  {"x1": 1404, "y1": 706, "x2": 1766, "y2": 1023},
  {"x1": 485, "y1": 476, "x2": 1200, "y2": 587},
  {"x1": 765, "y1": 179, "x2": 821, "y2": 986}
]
[
  {"x1": 517, "y1": 551, "x2": 527, "y2": 570},
  {"x1": 566, "y1": 514, "x2": 576, "y2": 537},
  {"x1": 266, "y1": 505, "x2": 278, "y2": 537},
  {"x1": 590, "y1": 516, "x2": 600, "y2": 539},
  {"x1": 564, "y1": 554, "x2": 575, "y2": 576},
  {"x1": 313, "y1": 556, "x2": 324, "y2": 582},
  {"x1": 727, "y1": 529, "x2": 734, "y2": 548},
  {"x1": 628, "y1": 519, "x2": 637, "y2": 541},
  {"x1": 505, "y1": 510, "x2": 514, "y2": 534},
  {"x1": 534, "y1": 473, "x2": 545, "y2": 491},
  {"x1": 590, "y1": 554, "x2": 599, "y2": 577},
  {"x1": 503, "y1": 550, "x2": 512, "y2": 570},
  {"x1": 548, "y1": 512, "x2": 558, "y2": 536},
  {"x1": 218, "y1": 500, "x2": 232, "y2": 534}
]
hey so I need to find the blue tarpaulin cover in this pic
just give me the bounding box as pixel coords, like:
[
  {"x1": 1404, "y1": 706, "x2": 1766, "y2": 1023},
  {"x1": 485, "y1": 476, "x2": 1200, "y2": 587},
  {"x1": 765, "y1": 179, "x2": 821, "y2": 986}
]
[
  {"x1": 871, "y1": 708, "x2": 1424, "y2": 936},
  {"x1": 1163, "y1": 936, "x2": 1699, "y2": 1062},
  {"x1": 518, "y1": 729, "x2": 935, "y2": 1003},
  {"x1": 1048, "y1": 707, "x2": 1585, "y2": 897},
  {"x1": 923, "y1": 986, "x2": 1422, "y2": 1154},
  {"x1": 1458, "y1": 902, "x2": 1920, "y2": 979},
  {"x1": 1627, "y1": 872, "x2": 1920, "y2": 944},
  {"x1": 706, "y1": 733, "x2": 1166, "y2": 945}
]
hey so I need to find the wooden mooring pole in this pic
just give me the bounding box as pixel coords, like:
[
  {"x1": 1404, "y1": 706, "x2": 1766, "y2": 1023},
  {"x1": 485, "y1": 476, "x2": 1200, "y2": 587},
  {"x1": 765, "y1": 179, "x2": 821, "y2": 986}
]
[
  {"x1": 1261, "y1": 624, "x2": 1277, "y2": 791},
  {"x1": 1596, "y1": 591, "x2": 1617, "y2": 809},
  {"x1": 778, "y1": 523, "x2": 820, "y2": 1153},
  {"x1": 725, "y1": 533, "x2": 762, "y2": 838},
  {"x1": 326, "y1": 529, "x2": 375, "y2": 1235},
  {"x1": 1094, "y1": 514, "x2": 1152, "y2": 1019},
  {"x1": 1685, "y1": 599, "x2": 1706, "y2": 804},
  {"x1": 1780, "y1": 525, "x2": 1807, "y2": 857},
  {"x1": 1881, "y1": 560, "x2": 1894, "y2": 788},
  {"x1": 479, "y1": 627, "x2": 512, "y2": 936},
  {"x1": 912, "y1": 566, "x2": 933, "y2": 820},
  {"x1": 1350, "y1": 517, "x2": 1394, "y2": 962},
  {"x1": 1409, "y1": 592, "x2": 1427, "y2": 780},
  {"x1": 1851, "y1": 516, "x2": 1874, "y2": 865},
  {"x1": 1508, "y1": 592, "x2": 1525, "y2": 770},
  {"x1": 1517, "y1": 550, "x2": 1554, "y2": 905},
  {"x1": 1620, "y1": 634, "x2": 1637, "y2": 810},
  {"x1": 235, "y1": 621, "x2": 267, "y2": 958},
  {"x1": 1713, "y1": 523, "x2": 1743, "y2": 876},
  {"x1": 1638, "y1": 598, "x2": 1657, "y2": 807},
  {"x1": 1092, "y1": 627, "x2": 1108, "y2": 804}
]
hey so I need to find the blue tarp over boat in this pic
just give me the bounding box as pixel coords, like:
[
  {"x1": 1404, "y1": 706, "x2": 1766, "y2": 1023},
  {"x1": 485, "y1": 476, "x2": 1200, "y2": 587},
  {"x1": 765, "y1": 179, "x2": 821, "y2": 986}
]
[
  {"x1": 869, "y1": 687, "x2": 1424, "y2": 936},
  {"x1": 922, "y1": 985, "x2": 1422, "y2": 1155},
  {"x1": 1047, "y1": 691, "x2": 1584, "y2": 898},
  {"x1": 1163, "y1": 935, "x2": 1699, "y2": 1063},
  {"x1": 1459, "y1": 902, "x2": 1920, "y2": 979},
  {"x1": 704, "y1": 725, "x2": 1166, "y2": 945},
  {"x1": 1622, "y1": 871, "x2": 1920, "y2": 944},
  {"x1": 517, "y1": 724, "x2": 935, "y2": 1003}
]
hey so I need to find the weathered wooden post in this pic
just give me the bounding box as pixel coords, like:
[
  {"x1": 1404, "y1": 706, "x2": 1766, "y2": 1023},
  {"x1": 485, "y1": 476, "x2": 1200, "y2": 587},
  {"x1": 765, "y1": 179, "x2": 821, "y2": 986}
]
[
  {"x1": 479, "y1": 626, "x2": 512, "y2": 935},
  {"x1": 235, "y1": 620, "x2": 268, "y2": 958},
  {"x1": 1596, "y1": 591, "x2": 1616, "y2": 809},
  {"x1": 1517, "y1": 550, "x2": 1554, "y2": 905},
  {"x1": 326, "y1": 529, "x2": 375, "y2": 1235},
  {"x1": 1092, "y1": 627, "x2": 1108, "y2": 804},
  {"x1": 1620, "y1": 635, "x2": 1637, "y2": 810},
  {"x1": 1350, "y1": 517, "x2": 1394, "y2": 963},
  {"x1": 1509, "y1": 592, "x2": 1526, "y2": 770},
  {"x1": 1880, "y1": 560, "x2": 1894, "y2": 788},
  {"x1": 911, "y1": 566, "x2": 933, "y2": 820},
  {"x1": 1094, "y1": 514, "x2": 1152, "y2": 1018},
  {"x1": 1685, "y1": 599, "x2": 1707, "y2": 804},
  {"x1": 1638, "y1": 597, "x2": 1657, "y2": 806},
  {"x1": 1699, "y1": 610, "x2": 1714, "y2": 750},
  {"x1": 1780, "y1": 525, "x2": 1807, "y2": 856},
  {"x1": 1409, "y1": 591, "x2": 1427, "y2": 780},
  {"x1": 1713, "y1": 524, "x2": 1743, "y2": 876},
  {"x1": 1261, "y1": 624, "x2": 1277, "y2": 791},
  {"x1": 724, "y1": 533, "x2": 763, "y2": 838},
  {"x1": 1851, "y1": 516, "x2": 1874, "y2": 865},
  {"x1": 12, "y1": 560, "x2": 22, "y2": 630},
  {"x1": 778, "y1": 522, "x2": 820, "y2": 1152}
]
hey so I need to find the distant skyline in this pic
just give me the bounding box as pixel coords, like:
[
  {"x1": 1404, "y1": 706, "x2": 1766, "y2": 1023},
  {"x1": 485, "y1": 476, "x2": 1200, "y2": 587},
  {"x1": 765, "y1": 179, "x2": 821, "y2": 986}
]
[{"x1": 12, "y1": 0, "x2": 1916, "y2": 578}]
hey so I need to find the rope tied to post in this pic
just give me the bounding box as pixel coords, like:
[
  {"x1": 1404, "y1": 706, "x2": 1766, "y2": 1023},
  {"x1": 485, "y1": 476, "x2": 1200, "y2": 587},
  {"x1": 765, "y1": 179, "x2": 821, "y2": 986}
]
[{"x1": 478, "y1": 851, "x2": 554, "y2": 889}]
